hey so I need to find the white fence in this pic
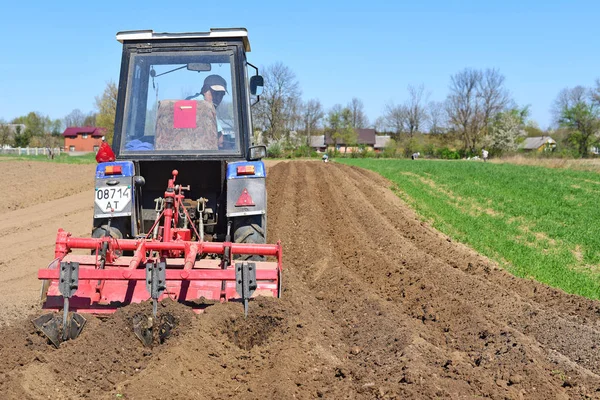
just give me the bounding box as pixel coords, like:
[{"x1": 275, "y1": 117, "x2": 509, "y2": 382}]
[{"x1": 0, "y1": 147, "x2": 62, "y2": 156}]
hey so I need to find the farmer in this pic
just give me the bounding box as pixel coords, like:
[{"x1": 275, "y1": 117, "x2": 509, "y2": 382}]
[
  {"x1": 411, "y1": 152, "x2": 420, "y2": 160},
  {"x1": 482, "y1": 148, "x2": 489, "y2": 162},
  {"x1": 200, "y1": 74, "x2": 228, "y2": 149}
]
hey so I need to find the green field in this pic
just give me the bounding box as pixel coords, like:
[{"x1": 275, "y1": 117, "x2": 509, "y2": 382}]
[
  {"x1": 338, "y1": 158, "x2": 600, "y2": 300},
  {"x1": 0, "y1": 152, "x2": 97, "y2": 164}
]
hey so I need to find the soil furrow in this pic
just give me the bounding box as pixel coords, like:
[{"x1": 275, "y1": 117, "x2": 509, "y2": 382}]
[{"x1": 0, "y1": 160, "x2": 599, "y2": 399}]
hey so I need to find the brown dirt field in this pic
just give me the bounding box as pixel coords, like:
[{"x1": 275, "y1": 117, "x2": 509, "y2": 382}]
[{"x1": 1, "y1": 160, "x2": 600, "y2": 399}]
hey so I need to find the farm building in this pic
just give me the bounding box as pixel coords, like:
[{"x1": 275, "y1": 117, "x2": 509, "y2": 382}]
[
  {"x1": 322, "y1": 128, "x2": 375, "y2": 153},
  {"x1": 374, "y1": 135, "x2": 392, "y2": 152},
  {"x1": 63, "y1": 127, "x2": 105, "y2": 152},
  {"x1": 309, "y1": 130, "x2": 391, "y2": 153},
  {"x1": 520, "y1": 136, "x2": 556, "y2": 152},
  {"x1": 310, "y1": 135, "x2": 326, "y2": 152}
]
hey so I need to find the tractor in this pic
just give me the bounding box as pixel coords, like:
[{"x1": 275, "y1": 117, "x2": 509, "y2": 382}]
[{"x1": 34, "y1": 28, "x2": 282, "y2": 347}]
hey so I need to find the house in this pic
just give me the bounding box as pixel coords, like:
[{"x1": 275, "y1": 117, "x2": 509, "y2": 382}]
[
  {"x1": 325, "y1": 128, "x2": 377, "y2": 153},
  {"x1": 374, "y1": 135, "x2": 392, "y2": 152},
  {"x1": 63, "y1": 127, "x2": 105, "y2": 152},
  {"x1": 309, "y1": 135, "x2": 326, "y2": 152},
  {"x1": 520, "y1": 136, "x2": 556, "y2": 152}
]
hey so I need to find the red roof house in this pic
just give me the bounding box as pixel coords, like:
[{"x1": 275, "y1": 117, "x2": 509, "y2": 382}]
[{"x1": 63, "y1": 127, "x2": 105, "y2": 152}]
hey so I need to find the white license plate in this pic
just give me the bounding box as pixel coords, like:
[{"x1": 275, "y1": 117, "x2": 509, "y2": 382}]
[{"x1": 95, "y1": 185, "x2": 131, "y2": 213}]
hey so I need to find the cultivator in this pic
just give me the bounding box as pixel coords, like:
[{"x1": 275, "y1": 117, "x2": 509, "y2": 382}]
[{"x1": 34, "y1": 170, "x2": 282, "y2": 347}]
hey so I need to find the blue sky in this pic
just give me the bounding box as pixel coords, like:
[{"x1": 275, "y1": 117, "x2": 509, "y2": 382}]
[{"x1": 1, "y1": 0, "x2": 599, "y2": 129}]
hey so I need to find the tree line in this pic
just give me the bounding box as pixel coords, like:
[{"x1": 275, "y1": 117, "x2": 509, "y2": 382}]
[
  {"x1": 2, "y1": 64, "x2": 599, "y2": 158},
  {"x1": 252, "y1": 63, "x2": 600, "y2": 158},
  {"x1": 0, "y1": 82, "x2": 117, "y2": 149}
]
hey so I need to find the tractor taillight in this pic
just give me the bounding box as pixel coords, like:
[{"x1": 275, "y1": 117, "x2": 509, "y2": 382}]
[
  {"x1": 105, "y1": 165, "x2": 122, "y2": 175},
  {"x1": 237, "y1": 165, "x2": 255, "y2": 176}
]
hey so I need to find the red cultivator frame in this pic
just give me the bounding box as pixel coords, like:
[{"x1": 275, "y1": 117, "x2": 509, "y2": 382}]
[{"x1": 35, "y1": 170, "x2": 282, "y2": 347}]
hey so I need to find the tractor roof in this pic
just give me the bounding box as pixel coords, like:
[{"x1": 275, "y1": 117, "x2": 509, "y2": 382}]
[{"x1": 116, "y1": 28, "x2": 251, "y2": 52}]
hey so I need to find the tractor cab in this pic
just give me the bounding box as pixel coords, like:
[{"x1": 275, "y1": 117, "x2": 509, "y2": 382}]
[{"x1": 113, "y1": 28, "x2": 264, "y2": 160}]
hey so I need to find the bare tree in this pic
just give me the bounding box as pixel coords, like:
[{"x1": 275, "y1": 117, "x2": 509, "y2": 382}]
[
  {"x1": 373, "y1": 116, "x2": 388, "y2": 133},
  {"x1": 478, "y1": 68, "x2": 510, "y2": 135},
  {"x1": 252, "y1": 62, "x2": 302, "y2": 143},
  {"x1": 83, "y1": 113, "x2": 97, "y2": 126},
  {"x1": 591, "y1": 79, "x2": 600, "y2": 105},
  {"x1": 348, "y1": 98, "x2": 369, "y2": 128},
  {"x1": 446, "y1": 68, "x2": 482, "y2": 151},
  {"x1": 552, "y1": 85, "x2": 588, "y2": 124},
  {"x1": 382, "y1": 101, "x2": 406, "y2": 137},
  {"x1": 446, "y1": 68, "x2": 511, "y2": 151},
  {"x1": 427, "y1": 101, "x2": 447, "y2": 134},
  {"x1": 405, "y1": 84, "x2": 429, "y2": 136},
  {"x1": 300, "y1": 99, "x2": 324, "y2": 144},
  {"x1": 63, "y1": 109, "x2": 86, "y2": 128}
]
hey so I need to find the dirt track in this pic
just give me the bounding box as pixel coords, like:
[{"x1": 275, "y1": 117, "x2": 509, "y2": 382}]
[{"x1": 1, "y1": 160, "x2": 600, "y2": 399}]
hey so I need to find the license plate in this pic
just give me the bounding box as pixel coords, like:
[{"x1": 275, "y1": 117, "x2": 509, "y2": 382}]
[{"x1": 94, "y1": 185, "x2": 131, "y2": 213}]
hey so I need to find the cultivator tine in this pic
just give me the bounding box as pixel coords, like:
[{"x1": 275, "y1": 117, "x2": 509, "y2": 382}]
[
  {"x1": 133, "y1": 260, "x2": 168, "y2": 346},
  {"x1": 32, "y1": 313, "x2": 62, "y2": 348},
  {"x1": 146, "y1": 260, "x2": 167, "y2": 317},
  {"x1": 32, "y1": 261, "x2": 86, "y2": 347},
  {"x1": 236, "y1": 262, "x2": 257, "y2": 317},
  {"x1": 132, "y1": 313, "x2": 154, "y2": 347},
  {"x1": 61, "y1": 298, "x2": 70, "y2": 341}
]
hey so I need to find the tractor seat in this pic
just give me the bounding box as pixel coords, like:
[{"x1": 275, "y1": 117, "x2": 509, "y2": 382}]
[{"x1": 154, "y1": 99, "x2": 219, "y2": 151}]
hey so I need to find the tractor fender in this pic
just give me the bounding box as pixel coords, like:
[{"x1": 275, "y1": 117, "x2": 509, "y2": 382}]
[{"x1": 225, "y1": 161, "x2": 266, "y2": 218}]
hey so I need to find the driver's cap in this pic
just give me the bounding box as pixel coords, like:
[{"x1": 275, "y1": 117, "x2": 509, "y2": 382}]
[{"x1": 203, "y1": 74, "x2": 228, "y2": 93}]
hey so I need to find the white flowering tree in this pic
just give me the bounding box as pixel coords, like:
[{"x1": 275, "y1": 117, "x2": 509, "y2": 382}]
[{"x1": 483, "y1": 108, "x2": 528, "y2": 153}]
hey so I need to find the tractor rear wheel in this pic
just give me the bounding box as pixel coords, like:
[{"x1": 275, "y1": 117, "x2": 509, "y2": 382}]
[
  {"x1": 233, "y1": 215, "x2": 266, "y2": 261},
  {"x1": 91, "y1": 225, "x2": 124, "y2": 257}
]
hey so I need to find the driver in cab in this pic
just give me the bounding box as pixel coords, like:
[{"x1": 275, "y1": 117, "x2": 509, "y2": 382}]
[{"x1": 200, "y1": 75, "x2": 227, "y2": 149}]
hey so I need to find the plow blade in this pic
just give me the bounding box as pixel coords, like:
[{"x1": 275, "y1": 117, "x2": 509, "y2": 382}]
[{"x1": 32, "y1": 312, "x2": 86, "y2": 348}]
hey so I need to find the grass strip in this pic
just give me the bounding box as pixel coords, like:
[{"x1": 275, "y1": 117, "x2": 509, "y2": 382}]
[{"x1": 339, "y1": 158, "x2": 600, "y2": 300}]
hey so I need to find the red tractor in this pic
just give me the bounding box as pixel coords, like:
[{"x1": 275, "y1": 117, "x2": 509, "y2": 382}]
[{"x1": 34, "y1": 28, "x2": 281, "y2": 347}]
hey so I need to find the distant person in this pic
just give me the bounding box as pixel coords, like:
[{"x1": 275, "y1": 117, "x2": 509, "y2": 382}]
[
  {"x1": 411, "y1": 152, "x2": 420, "y2": 160},
  {"x1": 322, "y1": 154, "x2": 329, "y2": 163},
  {"x1": 482, "y1": 148, "x2": 489, "y2": 162}
]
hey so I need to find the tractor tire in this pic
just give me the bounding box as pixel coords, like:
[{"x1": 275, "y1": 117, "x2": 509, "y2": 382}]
[
  {"x1": 233, "y1": 215, "x2": 266, "y2": 261},
  {"x1": 91, "y1": 225, "x2": 124, "y2": 257}
]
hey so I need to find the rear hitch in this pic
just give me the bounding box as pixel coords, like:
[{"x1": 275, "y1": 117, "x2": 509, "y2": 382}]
[{"x1": 33, "y1": 261, "x2": 86, "y2": 347}]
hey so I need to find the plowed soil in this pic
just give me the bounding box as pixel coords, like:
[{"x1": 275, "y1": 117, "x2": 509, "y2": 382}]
[{"x1": 1, "y1": 159, "x2": 600, "y2": 399}]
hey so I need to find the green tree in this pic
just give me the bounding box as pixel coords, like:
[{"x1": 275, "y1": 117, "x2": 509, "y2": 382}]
[
  {"x1": 0, "y1": 120, "x2": 11, "y2": 147},
  {"x1": 327, "y1": 106, "x2": 356, "y2": 154},
  {"x1": 12, "y1": 125, "x2": 30, "y2": 147},
  {"x1": 95, "y1": 81, "x2": 118, "y2": 144},
  {"x1": 12, "y1": 112, "x2": 45, "y2": 137},
  {"x1": 10, "y1": 112, "x2": 62, "y2": 148},
  {"x1": 559, "y1": 102, "x2": 600, "y2": 158}
]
